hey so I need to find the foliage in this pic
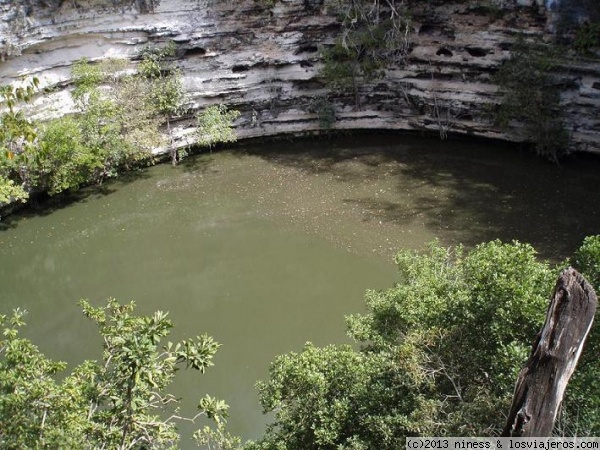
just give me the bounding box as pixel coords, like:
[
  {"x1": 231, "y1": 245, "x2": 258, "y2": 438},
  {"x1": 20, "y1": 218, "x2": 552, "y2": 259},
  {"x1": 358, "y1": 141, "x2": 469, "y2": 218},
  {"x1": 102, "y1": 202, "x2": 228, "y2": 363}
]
[
  {"x1": 349, "y1": 240, "x2": 553, "y2": 434},
  {"x1": 0, "y1": 175, "x2": 27, "y2": 204},
  {"x1": 556, "y1": 0, "x2": 600, "y2": 48},
  {"x1": 320, "y1": 41, "x2": 362, "y2": 93},
  {"x1": 195, "y1": 418, "x2": 243, "y2": 450},
  {"x1": 36, "y1": 118, "x2": 100, "y2": 195},
  {"x1": 562, "y1": 235, "x2": 600, "y2": 435},
  {"x1": 0, "y1": 308, "x2": 73, "y2": 448},
  {"x1": 247, "y1": 343, "x2": 419, "y2": 450},
  {"x1": 0, "y1": 43, "x2": 242, "y2": 207},
  {"x1": 319, "y1": 0, "x2": 412, "y2": 103},
  {"x1": 308, "y1": 96, "x2": 336, "y2": 129},
  {"x1": 196, "y1": 105, "x2": 240, "y2": 149},
  {"x1": 0, "y1": 299, "x2": 236, "y2": 449},
  {"x1": 573, "y1": 235, "x2": 600, "y2": 289},
  {"x1": 0, "y1": 78, "x2": 40, "y2": 201},
  {"x1": 0, "y1": 58, "x2": 160, "y2": 198},
  {"x1": 140, "y1": 44, "x2": 183, "y2": 119},
  {"x1": 71, "y1": 46, "x2": 186, "y2": 169},
  {"x1": 0, "y1": 41, "x2": 197, "y2": 205},
  {"x1": 70, "y1": 58, "x2": 159, "y2": 180},
  {"x1": 574, "y1": 22, "x2": 600, "y2": 55},
  {"x1": 494, "y1": 39, "x2": 570, "y2": 162},
  {"x1": 0, "y1": 79, "x2": 38, "y2": 112},
  {"x1": 250, "y1": 239, "x2": 600, "y2": 448},
  {"x1": 139, "y1": 42, "x2": 185, "y2": 165},
  {"x1": 71, "y1": 58, "x2": 105, "y2": 102}
]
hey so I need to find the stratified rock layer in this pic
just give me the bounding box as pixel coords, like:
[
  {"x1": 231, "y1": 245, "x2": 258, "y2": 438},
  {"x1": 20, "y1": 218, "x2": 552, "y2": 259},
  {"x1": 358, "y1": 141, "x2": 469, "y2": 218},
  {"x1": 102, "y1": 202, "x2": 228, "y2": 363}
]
[{"x1": 0, "y1": 0, "x2": 599, "y2": 153}]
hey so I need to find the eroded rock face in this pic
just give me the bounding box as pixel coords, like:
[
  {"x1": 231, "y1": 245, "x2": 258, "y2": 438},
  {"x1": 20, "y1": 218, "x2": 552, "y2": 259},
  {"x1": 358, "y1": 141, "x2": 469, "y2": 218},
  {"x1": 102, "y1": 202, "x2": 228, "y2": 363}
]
[{"x1": 0, "y1": 0, "x2": 599, "y2": 154}]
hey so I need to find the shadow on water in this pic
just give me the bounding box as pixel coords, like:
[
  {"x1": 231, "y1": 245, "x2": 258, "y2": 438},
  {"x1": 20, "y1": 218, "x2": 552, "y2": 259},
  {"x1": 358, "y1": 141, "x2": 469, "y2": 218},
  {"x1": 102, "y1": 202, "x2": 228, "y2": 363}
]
[
  {"x1": 179, "y1": 153, "x2": 217, "y2": 174},
  {"x1": 0, "y1": 167, "x2": 154, "y2": 231},
  {"x1": 2, "y1": 132, "x2": 599, "y2": 261},
  {"x1": 242, "y1": 132, "x2": 600, "y2": 261}
]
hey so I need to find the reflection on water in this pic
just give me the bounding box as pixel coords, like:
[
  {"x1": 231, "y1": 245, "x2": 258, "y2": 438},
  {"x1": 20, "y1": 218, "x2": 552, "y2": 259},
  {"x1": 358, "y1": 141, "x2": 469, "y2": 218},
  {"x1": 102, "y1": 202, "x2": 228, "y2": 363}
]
[{"x1": 1, "y1": 134, "x2": 599, "y2": 446}]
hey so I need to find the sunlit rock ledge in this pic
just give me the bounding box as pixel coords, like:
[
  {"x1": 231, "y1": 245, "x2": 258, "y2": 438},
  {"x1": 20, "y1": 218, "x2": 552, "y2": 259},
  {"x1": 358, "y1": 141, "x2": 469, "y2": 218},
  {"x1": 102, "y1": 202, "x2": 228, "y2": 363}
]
[{"x1": 0, "y1": 0, "x2": 599, "y2": 155}]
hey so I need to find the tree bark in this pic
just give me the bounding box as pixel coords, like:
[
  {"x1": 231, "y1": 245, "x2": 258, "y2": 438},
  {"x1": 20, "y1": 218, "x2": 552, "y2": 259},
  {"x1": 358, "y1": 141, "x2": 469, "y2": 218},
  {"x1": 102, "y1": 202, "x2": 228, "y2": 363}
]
[
  {"x1": 502, "y1": 267, "x2": 597, "y2": 437},
  {"x1": 167, "y1": 119, "x2": 177, "y2": 167}
]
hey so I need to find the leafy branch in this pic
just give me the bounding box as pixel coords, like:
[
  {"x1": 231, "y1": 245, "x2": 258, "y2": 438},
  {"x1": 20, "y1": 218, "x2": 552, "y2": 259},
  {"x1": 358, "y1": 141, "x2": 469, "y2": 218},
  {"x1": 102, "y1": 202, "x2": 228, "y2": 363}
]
[{"x1": 0, "y1": 299, "x2": 239, "y2": 449}]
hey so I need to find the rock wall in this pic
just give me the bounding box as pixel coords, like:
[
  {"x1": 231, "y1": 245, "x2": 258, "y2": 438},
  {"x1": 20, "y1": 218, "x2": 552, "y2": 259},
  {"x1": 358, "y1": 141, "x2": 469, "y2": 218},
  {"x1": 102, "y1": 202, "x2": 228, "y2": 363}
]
[{"x1": 0, "y1": 0, "x2": 599, "y2": 154}]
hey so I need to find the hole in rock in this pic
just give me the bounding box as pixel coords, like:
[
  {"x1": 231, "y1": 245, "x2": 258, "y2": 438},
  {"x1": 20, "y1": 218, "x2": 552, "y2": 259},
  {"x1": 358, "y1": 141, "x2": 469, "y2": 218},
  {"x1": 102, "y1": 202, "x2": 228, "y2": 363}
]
[
  {"x1": 436, "y1": 47, "x2": 453, "y2": 57},
  {"x1": 419, "y1": 24, "x2": 439, "y2": 36},
  {"x1": 295, "y1": 44, "x2": 318, "y2": 55},
  {"x1": 232, "y1": 64, "x2": 250, "y2": 73},
  {"x1": 465, "y1": 47, "x2": 488, "y2": 57},
  {"x1": 185, "y1": 47, "x2": 207, "y2": 56}
]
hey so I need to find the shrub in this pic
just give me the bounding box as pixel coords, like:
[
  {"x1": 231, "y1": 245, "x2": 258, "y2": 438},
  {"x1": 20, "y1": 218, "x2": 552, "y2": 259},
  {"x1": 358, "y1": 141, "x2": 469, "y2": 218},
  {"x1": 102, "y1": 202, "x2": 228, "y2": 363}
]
[
  {"x1": 494, "y1": 39, "x2": 570, "y2": 162},
  {"x1": 196, "y1": 104, "x2": 240, "y2": 149},
  {"x1": 574, "y1": 22, "x2": 600, "y2": 55},
  {"x1": 319, "y1": 0, "x2": 412, "y2": 104}
]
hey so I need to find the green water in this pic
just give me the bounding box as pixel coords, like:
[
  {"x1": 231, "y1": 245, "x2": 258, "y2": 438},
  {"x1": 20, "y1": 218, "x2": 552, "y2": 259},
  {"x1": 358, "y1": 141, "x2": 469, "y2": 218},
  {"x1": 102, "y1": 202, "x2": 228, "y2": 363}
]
[{"x1": 1, "y1": 134, "x2": 599, "y2": 446}]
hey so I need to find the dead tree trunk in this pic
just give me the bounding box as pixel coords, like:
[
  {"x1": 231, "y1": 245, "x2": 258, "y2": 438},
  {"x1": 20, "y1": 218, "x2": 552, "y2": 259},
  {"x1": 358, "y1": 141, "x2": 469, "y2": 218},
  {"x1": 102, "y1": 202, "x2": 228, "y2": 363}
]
[{"x1": 502, "y1": 267, "x2": 597, "y2": 437}]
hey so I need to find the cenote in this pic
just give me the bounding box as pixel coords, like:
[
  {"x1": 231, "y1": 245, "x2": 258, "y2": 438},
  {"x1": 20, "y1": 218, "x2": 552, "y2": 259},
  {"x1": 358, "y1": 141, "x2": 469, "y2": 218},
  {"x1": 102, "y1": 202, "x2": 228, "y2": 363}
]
[{"x1": 1, "y1": 133, "x2": 600, "y2": 447}]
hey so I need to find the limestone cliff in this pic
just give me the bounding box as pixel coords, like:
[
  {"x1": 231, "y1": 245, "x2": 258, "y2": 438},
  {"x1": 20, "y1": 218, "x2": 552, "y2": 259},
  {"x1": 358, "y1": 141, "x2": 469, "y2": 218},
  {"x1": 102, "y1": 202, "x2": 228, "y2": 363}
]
[{"x1": 0, "y1": 0, "x2": 599, "y2": 153}]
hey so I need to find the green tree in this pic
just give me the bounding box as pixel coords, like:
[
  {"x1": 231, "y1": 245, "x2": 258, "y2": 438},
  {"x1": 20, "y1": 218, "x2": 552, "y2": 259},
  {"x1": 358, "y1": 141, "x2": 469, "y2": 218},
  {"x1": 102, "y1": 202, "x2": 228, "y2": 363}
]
[
  {"x1": 573, "y1": 22, "x2": 600, "y2": 55},
  {"x1": 0, "y1": 78, "x2": 40, "y2": 202},
  {"x1": 0, "y1": 299, "x2": 238, "y2": 449},
  {"x1": 0, "y1": 46, "x2": 242, "y2": 206},
  {"x1": 70, "y1": 58, "x2": 157, "y2": 182},
  {"x1": 196, "y1": 104, "x2": 240, "y2": 149},
  {"x1": 36, "y1": 117, "x2": 99, "y2": 195},
  {"x1": 573, "y1": 235, "x2": 600, "y2": 288},
  {"x1": 139, "y1": 42, "x2": 185, "y2": 166},
  {"x1": 31, "y1": 53, "x2": 172, "y2": 196},
  {"x1": 561, "y1": 235, "x2": 600, "y2": 435},
  {"x1": 319, "y1": 0, "x2": 412, "y2": 107},
  {"x1": 494, "y1": 39, "x2": 570, "y2": 162},
  {"x1": 0, "y1": 61, "x2": 163, "y2": 200},
  {"x1": 248, "y1": 343, "x2": 420, "y2": 450},
  {"x1": 249, "y1": 239, "x2": 598, "y2": 449}
]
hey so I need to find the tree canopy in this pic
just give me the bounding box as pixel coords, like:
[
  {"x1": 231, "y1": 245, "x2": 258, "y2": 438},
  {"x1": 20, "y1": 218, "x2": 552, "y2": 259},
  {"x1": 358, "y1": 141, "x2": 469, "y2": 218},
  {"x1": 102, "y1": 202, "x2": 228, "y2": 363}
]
[{"x1": 248, "y1": 238, "x2": 600, "y2": 449}]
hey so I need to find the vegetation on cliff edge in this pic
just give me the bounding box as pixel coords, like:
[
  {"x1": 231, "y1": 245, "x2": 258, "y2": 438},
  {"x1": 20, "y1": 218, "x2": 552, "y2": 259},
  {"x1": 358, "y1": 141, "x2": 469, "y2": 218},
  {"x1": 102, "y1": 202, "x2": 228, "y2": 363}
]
[{"x1": 0, "y1": 42, "x2": 240, "y2": 208}]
